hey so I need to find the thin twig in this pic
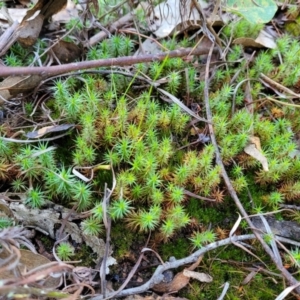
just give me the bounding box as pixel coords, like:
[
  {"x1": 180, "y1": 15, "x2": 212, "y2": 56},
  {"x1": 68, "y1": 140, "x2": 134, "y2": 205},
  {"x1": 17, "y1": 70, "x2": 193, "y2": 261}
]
[
  {"x1": 90, "y1": 234, "x2": 256, "y2": 300},
  {"x1": 100, "y1": 166, "x2": 116, "y2": 297},
  {"x1": 0, "y1": 46, "x2": 215, "y2": 77}
]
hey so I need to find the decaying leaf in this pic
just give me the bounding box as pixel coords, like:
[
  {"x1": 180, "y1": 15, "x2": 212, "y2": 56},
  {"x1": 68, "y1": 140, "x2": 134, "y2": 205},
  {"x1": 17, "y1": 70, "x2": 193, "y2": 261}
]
[
  {"x1": 25, "y1": 124, "x2": 75, "y2": 138},
  {"x1": 23, "y1": 0, "x2": 67, "y2": 21},
  {"x1": 152, "y1": 255, "x2": 209, "y2": 293},
  {"x1": 244, "y1": 137, "x2": 268, "y2": 171},
  {"x1": 152, "y1": 271, "x2": 190, "y2": 293},
  {"x1": 148, "y1": 0, "x2": 208, "y2": 38},
  {"x1": 18, "y1": 13, "x2": 44, "y2": 47},
  {"x1": 0, "y1": 199, "x2": 14, "y2": 218},
  {"x1": 0, "y1": 75, "x2": 43, "y2": 102},
  {"x1": 82, "y1": 233, "x2": 107, "y2": 258},
  {"x1": 249, "y1": 136, "x2": 262, "y2": 151},
  {"x1": 8, "y1": 202, "x2": 109, "y2": 257},
  {"x1": 17, "y1": 0, "x2": 67, "y2": 47},
  {"x1": 0, "y1": 9, "x2": 27, "y2": 27},
  {"x1": 233, "y1": 29, "x2": 277, "y2": 49},
  {"x1": 135, "y1": 37, "x2": 163, "y2": 56},
  {"x1": 52, "y1": 0, "x2": 79, "y2": 23},
  {"x1": 182, "y1": 269, "x2": 213, "y2": 282},
  {"x1": 0, "y1": 248, "x2": 60, "y2": 288},
  {"x1": 52, "y1": 40, "x2": 81, "y2": 63},
  {"x1": 9, "y1": 202, "x2": 64, "y2": 238}
]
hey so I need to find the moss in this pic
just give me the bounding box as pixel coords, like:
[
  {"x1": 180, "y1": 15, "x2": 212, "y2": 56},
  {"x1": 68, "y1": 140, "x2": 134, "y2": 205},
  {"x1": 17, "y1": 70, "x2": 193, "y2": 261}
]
[
  {"x1": 180, "y1": 246, "x2": 284, "y2": 299},
  {"x1": 160, "y1": 237, "x2": 190, "y2": 261},
  {"x1": 186, "y1": 197, "x2": 234, "y2": 225},
  {"x1": 110, "y1": 222, "x2": 136, "y2": 258}
]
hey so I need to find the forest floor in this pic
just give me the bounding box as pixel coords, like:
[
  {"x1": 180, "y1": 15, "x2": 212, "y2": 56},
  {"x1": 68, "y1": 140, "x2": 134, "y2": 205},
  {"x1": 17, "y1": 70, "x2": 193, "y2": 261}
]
[{"x1": 1, "y1": 0, "x2": 300, "y2": 299}]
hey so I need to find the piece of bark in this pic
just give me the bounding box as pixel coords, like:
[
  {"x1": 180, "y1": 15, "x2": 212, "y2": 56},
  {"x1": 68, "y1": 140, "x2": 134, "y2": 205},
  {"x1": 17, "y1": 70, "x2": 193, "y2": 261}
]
[{"x1": 251, "y1": 216, "x2": 300, "y2": 241}]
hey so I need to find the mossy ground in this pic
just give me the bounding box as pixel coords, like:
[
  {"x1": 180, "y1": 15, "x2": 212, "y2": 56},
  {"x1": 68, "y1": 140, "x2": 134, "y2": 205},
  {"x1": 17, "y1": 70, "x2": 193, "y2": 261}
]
[{"x1": 2, "y1": 6, "x2": 300, "y2": 299}]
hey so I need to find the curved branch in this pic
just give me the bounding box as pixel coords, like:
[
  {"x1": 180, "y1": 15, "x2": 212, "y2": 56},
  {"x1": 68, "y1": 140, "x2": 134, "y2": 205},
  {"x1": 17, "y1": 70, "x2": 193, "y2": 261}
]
[{"x1": 90, "y1": 234, "x2": 255, "y2": 300}]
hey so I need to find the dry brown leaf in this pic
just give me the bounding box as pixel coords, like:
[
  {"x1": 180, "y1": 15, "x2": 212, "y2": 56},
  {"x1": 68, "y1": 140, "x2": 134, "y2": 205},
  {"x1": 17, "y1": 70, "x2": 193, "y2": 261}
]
[
  {"x1": 25, "y1": 124, "x2": 75, "y2": 138},
  {"x1": 23, "y1": 0, "x2": 67, "y2": 21},
  {"x1": 52, "y1": 0, "x2": 79, "y2": 23},
  {"x1": 241, "y1": 270, "x2": 258, "y2": 285},
  {"x1": 0, "y1": 9, "x2": 26, "y2": 29},
  {"x1": 152, "y1": 256, "x2": 204, "y2": 293},
  {"x1": 134, "y1": 37, "x2": 163, "y2": 56},
  {"x1": 148, "y1": 0, "x2": 208, "y2": 38},
  {"x1": 18, "y1": 13, "x2": 44, "y2": 47},
  {"x1": 0, "y1": 248, "x2": 60, "y2": 288},
  {"x1": 52, "y1": 40, "x2": 81, "y2": 63},
  {"x1": 182, "y1": 269, "x2": 213, "y2": 282},
  {"x1": 8, "y1": 202, "x2": 110, "y2": 258},
  {"x1": 0, "y1": 199, "x2": 14, "y2": 218},
  {"x1": 152, "y1": 271, "x2": 190, "y2": 293},
  {"x1": 16, "y1": 0, "x2": 67, "y2": 46},
  {"x1": 233, "y1": 30, "x2": 276, "y2": 49},
  {"x1": 0, "y1": 75, "x2": 43, "y2": 102},
  {"x1": 244, "y1": 141, "x2": 269, "y2": 171},
  {"x1": 248, "y1": 136, "x2": 262, "y2": 151}
]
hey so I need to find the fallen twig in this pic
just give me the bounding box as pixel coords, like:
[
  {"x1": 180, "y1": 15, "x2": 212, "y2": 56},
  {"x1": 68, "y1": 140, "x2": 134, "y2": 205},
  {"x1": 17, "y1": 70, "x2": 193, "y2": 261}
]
[
  {"x1": 0, "y1": 46, "x2": 214, "y2": 77},
  {"x1": 90, "y1": 234, "x2": 256, "y2": 300}
]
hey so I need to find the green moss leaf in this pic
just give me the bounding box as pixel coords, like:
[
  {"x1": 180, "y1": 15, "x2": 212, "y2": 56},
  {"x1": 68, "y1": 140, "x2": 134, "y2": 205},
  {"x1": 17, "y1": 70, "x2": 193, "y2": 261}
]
[{"x1": 226, "y1": 0, "x2": 277, "y2": 24}]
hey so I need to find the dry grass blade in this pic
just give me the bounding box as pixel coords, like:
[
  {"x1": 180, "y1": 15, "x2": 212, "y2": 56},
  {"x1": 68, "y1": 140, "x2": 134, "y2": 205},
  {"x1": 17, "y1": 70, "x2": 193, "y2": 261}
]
[
  {"x1": 0, "y1": 227, "x2": 36, "y2": 253},
  {"x1": 157, "y1": 88, "x2": 209, "y2": 123}
]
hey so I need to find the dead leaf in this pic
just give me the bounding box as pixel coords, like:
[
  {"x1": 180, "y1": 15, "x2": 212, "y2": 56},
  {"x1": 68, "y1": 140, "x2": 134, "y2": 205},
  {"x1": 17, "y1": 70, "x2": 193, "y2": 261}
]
[
  {"x1": 183, "y1": 269, "x2": 212, "y2": 282},
  {"x1": 233, "y1": 30, "x2": 277, "y2": 49},
  {"x1": 52, "y1": 40, "x2": 81, "y2": 63},
  {"x1": 52, "y1": 0, "x2": 79, "y2": 23},
  {"x1": 17, "y1": 0, "x2": 67, "y2": 47},
  {"x1": 0, "y1": 199, "x2": 14, "y2": 218},
  {"x1": 255, "y1": 30, "x2": 277, "y2": 49},
  {"x1": 23, "y1": 0, "x2": 67, "y2": 21},
  {"x1": 0, "y1": 248, "x2": 60, "y2": 288},
  {"x1": 152, "y1": 271, "x2": 190, "y2": 293},
  {"x1": 248, "y1": 136, "x2": 262, "y2": 151},
  {"x1": 244, "y1": 138, "x2": 268, "y2": 171},
  {"x1": 135, "y1": 37, "x2": 163, "y2": 56},
  {"x1": 25, "y1": 124, "x2": 75, "y2": 138},
  {"x1": 10, "y1": 202, "x2": 63, "y2": 238},
  {"x1": 82, "y1": 233, "x2": 107, "y2": 258},
  {"x1": 18, "y1": 13, "x2": 44, "y2": 47},
  {"x1": 152, "y1": 256, "x2": 204, "y2": 293},
  {"x1": 0, "y1": 75, "x2": 43, "y2": 102},
  {"x1": 241, "y1": 270, "x2": 258, "y2": 285},
  {"x1": 8, "y1": 202, "x2": 111, "y2": 258},
  {"x1": 148, "y1": 0, "x2": 208, "y2": 38}
]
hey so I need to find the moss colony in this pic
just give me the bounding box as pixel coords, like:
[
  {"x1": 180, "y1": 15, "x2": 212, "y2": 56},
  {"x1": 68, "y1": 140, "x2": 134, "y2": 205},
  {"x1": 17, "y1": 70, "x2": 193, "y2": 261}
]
[{"x1": 2, "y1": 18, "x2": 300, "y2": 298}]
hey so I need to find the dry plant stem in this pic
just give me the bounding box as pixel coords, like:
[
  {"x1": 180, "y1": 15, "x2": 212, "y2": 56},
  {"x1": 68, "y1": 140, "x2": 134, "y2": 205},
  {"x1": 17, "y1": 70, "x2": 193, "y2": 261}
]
[
  {"x1": 101, "y1": 184, "x2": 111, "y2": 298},
  {"x1": 100, "y1": 168, "x2": 116, "y2": 297},
  {"x1": 91, "y1": 234, "x2": 255, "y2": 300},
  {"x1": 0, "y1": 46, "x2": 214, "y2": 77},
  {"x1": 260, "y1": 73, "x2": 300, "y2": 99},
  {"x1": 203, "y1": 45, "x2": 300, "y2": 294},
  {"x1": 0, "y1": 21, "x2": 19, "y2": 57},
  {"x1": 87, "y1": 7, "x2": 133, "y2": 47}
]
